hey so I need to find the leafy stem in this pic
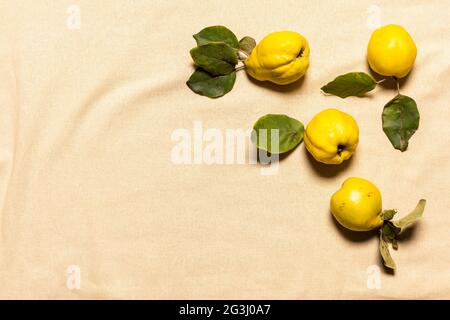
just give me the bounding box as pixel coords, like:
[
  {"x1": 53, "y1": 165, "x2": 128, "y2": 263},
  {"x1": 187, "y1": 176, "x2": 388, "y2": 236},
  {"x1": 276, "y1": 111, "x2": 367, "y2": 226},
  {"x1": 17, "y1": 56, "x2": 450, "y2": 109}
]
[{"x1": 378, "y1": 199, "x2": 426, "y2": 270}]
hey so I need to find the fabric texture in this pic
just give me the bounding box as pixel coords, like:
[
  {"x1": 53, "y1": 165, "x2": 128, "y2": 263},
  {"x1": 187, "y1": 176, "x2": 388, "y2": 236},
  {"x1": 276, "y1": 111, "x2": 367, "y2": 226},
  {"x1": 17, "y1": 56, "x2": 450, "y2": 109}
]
[{"x1": 0, "y1": 0, "x2": 449, "y2": 299}]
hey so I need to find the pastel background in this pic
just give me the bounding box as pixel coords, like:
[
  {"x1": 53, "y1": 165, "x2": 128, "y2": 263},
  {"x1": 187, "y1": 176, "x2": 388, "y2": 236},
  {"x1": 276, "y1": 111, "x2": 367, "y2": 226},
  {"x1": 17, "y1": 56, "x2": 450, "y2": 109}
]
[{"x1": 0, "y1": 0, "x2": 449, "y2": 299}]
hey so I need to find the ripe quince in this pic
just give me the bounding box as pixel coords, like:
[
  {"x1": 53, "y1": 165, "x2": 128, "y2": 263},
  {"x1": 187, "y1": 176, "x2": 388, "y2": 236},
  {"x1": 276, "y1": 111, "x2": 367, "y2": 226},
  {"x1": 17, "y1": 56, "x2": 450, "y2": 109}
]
[
  {"x1": 330, "y1": 177, "x2": 384, "y2": 232},
  {"x1": 245, "y1": 31, "x2": 310, "y2": 85},
  {"x1": 304, "y1": 109, "x2": 359, "y2": 165},
  {"x1": 367, "y1": 24, "x2": 417, "y2": 78}
]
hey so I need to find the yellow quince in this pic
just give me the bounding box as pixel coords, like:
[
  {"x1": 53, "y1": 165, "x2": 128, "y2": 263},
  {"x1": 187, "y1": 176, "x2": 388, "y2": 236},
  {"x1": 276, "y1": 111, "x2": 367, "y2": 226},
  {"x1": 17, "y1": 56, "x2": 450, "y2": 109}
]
[
  {"x1": 245, "y1": 31, "x2": 310, "y2": 85},
  {"x1": 330, "y1": 177, "x2": 384, "y2": 232},
  {"x1": 367, "y1": 24, "x2": 417, "y2": 78},
  {"x1": 304, "y1": 109, "x2": 359, "y2": 164}
]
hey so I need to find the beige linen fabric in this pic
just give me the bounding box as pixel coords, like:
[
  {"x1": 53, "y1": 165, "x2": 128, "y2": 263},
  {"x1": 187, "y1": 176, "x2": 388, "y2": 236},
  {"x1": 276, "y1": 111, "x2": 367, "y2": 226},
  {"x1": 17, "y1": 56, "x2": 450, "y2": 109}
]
[{"x1": 0, "y1": 0, "x2": 449, "y2": 299}]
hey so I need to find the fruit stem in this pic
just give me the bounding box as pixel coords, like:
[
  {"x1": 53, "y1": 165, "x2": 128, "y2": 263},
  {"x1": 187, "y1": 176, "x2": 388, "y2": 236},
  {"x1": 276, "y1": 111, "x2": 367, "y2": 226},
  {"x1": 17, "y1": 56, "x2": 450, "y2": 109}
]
[
  {"x1": 238, "y1": 50, "x2": 249, "y2": 61},
  {"x1": 393, "y1": 77, "x2": 400, "y2": 94}
]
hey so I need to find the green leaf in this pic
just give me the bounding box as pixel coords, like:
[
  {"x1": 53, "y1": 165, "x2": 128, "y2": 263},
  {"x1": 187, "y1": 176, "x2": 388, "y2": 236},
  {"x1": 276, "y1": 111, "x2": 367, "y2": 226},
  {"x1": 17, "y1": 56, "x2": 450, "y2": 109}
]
[
  {"x1": 381, "y1": 209, "x2": 397, "y2": 221},
  {"x1": 392, "y1": 238, "x2": 398, "y2": 250},
  {"x1": 393, "y1": 199, "x2": 426, "y2": 228},
  {"x1": 193, "y1": 26, "x2": 239, "y2": 49},
  {"x1": 186, "y1": 69, "x2": 236, "y2": 98},
  {"x1": 382, "y1": 94, "x2": 420, "y2": 152},
  {"x1": 239, "y1": 36, "x2": 256, "y2": 56},
  {"x1": 379, "y1": 233, "x2": 397, "y2": 270},
  {"x1": 190, "y1": 43, "x2": 238, "y2": 76},
  {"x1": 381, "y1": 221, "x2": 401, "y2": 241},
  {"x1": 251, "y1": 114, "x2": 304, "y2": 154},
  {"x1": 321, "y1": 72, "x2": 377, "y2": 98}
]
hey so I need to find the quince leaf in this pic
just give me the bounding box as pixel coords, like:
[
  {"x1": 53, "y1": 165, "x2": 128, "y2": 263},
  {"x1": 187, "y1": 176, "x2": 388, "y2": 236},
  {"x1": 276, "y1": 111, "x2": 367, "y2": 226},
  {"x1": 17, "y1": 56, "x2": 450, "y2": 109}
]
[
  {"x1": 239, "y1": 36, "x2": 256, "y2": 56},
  {"x1": 251, "y1": 114, "x2": 304, "y2": 154},
  {"x1": 382, "y1": 94, "x2": 420, "y2": 152},
  {"x1": 381, "y1": 209, "x2": 397, "y2": 221},
  {"x1": 392, "y1": 239, "x2": 398, "y2": 250},
  {"x1": 321, "y1": 72, "x2": 377, "y2": 98},
  {"x1": 393, "y1": 199, "x2": 426, "y2": 228},
  {"x1": 193, "y1": 26, "x2": 239, "y2": 49},
  {"x1": 190, "y1": 43, "x2": 238, "y2": 76},
  {"x1": 186, "y1": 69, "x2": 236, "y2": 98},
  {"x1": 379, "y1": 233, "x2": 397, "y2": 270},
  {"x1": 381, "y1": 221, "x2": 401, "y2": 241}
]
